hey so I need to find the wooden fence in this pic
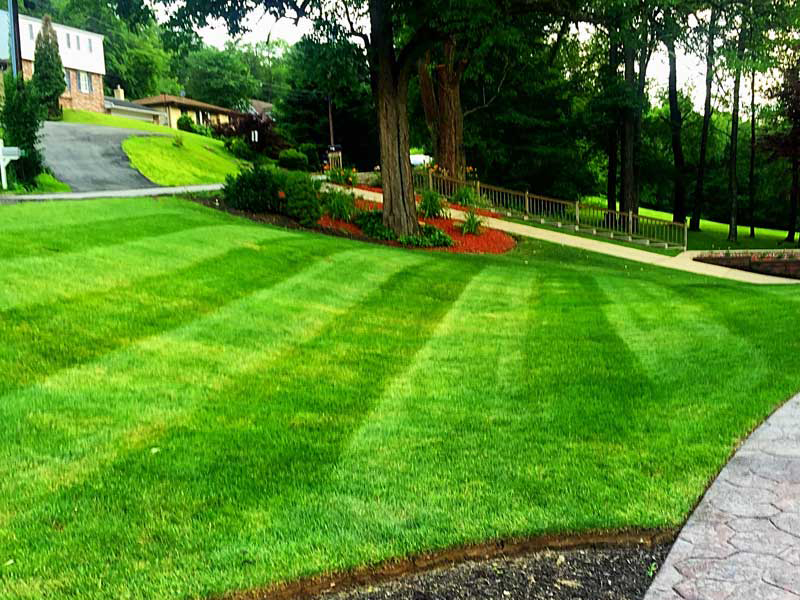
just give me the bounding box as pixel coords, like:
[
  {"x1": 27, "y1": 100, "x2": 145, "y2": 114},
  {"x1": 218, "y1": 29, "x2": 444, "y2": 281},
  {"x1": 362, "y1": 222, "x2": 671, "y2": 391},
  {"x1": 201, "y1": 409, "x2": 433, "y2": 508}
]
[{"x1": 413, "y1": 170, "x2": 687, "y2": 250}]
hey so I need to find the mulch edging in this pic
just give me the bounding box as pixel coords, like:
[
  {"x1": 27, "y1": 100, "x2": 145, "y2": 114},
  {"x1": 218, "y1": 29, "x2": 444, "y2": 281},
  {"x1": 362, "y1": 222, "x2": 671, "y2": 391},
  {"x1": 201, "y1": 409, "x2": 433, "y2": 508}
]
[{"x1": 221, "y1": 529, "x2": 676, "y2": 600}]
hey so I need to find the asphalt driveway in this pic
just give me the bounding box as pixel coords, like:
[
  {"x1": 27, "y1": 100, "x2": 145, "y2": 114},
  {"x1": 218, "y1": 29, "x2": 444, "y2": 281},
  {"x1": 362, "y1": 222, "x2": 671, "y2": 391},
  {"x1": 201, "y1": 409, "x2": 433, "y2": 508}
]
[{"x1": 41, "y1": 122, "x2": 161, "y2": 192}]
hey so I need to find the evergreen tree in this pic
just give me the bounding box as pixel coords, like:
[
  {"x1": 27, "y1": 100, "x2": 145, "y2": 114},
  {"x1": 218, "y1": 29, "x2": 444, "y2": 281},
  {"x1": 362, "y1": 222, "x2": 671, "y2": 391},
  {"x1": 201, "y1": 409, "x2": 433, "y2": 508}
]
[
  {"x1": 31, "y1": 15, "x2": 66, "y2": 119},
  {"x1": 1, "y1": 73, "x2": 44, "y2": 184}
]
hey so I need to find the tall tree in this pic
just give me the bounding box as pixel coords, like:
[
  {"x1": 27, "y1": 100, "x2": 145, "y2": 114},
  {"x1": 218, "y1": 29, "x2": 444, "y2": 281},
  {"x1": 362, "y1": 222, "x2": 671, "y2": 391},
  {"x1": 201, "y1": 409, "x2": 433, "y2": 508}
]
[
  {"x1": 184, "y1": 46, "x2": 259, "y2": 110},
  {"x1": 31, "y1": 15, "x2": 66, "y2": 119},
  {"x1": 727, "y1": 25, "x2": 746, "y2": 242},
  {"x1": 691, "y1": 6, "x2": 719, "y2": 232}
]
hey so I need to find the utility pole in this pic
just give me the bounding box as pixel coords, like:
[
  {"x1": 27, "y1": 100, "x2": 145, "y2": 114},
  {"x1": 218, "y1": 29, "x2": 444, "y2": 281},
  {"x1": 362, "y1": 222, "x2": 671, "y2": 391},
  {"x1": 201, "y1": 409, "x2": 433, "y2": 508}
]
[
  {"x1": 7, "y1": 0, "x2": 22, "y2": 77},
  {"x1": 327, "y1": 96, "x2": 335, "y2": 147}
]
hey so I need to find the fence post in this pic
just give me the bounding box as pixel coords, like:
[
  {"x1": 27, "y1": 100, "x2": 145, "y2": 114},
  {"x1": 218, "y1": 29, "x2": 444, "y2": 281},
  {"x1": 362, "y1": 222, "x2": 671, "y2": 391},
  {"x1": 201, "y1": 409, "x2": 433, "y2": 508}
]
[
  {"x1": 427, "y1": 169, "x2": 433, "y2": 191},
  {"x1": 476, "y1": 180, "x2": 481, "y2": 201},
  {"x1": 575, "y1": 202, "x2": 580, "y2": 228},
  {"x1": 525, "y1": 191, "x2": 530, "y2": 214},
  {"x1": 628, "y1": 210, "x2": 633, "y2": 235},
  {"x1": 684, "y1": 219, "x2": 688, "y2": 251}
]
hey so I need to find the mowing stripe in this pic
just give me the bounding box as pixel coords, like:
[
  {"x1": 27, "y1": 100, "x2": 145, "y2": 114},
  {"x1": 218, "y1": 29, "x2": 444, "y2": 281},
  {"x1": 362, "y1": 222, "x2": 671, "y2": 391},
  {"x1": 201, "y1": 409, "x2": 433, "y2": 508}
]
[
  {"x1": 0, "y1": 212, "x2": 221, "y2": 261},
  {"x1": 0, "y1": 257, "x2": 481, "y2": 599},
  {"x1": 0, "y1": 224, "x2": 300, "y2": 310},
  {"x1": 0, "y1": 248, "x2": 424, "y2": 526}
]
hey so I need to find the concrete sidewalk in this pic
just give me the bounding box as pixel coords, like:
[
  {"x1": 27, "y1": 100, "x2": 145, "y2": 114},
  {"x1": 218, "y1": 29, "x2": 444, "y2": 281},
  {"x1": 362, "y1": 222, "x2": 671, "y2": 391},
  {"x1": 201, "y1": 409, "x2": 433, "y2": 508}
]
[
  {"x1": 0, "y1": 184, "x2": 224, "y2": 205},
  {"x1": 346, "y1": 186, "x2": 799, "y2": 286}
]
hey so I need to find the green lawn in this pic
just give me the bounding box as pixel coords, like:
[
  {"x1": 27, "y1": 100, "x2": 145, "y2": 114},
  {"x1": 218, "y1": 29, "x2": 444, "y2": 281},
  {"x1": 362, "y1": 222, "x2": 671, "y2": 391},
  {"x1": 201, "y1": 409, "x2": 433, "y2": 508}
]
[
  {"x1": 62, "y1": 110, "x2": 246, "y2": 185},
  {"x1": 0, "y1": 173, "x2": 71, "y2": 196},
  {"x1": 0, "y1": 196, "x2": 798, "y2": 599}
]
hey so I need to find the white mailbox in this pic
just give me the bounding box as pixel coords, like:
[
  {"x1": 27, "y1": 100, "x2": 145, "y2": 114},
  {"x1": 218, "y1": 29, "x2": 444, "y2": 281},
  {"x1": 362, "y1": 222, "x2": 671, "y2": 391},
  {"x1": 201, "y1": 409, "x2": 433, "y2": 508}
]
[{"x1": 0, "y1": 140, "x2": 22, "y2": 191}]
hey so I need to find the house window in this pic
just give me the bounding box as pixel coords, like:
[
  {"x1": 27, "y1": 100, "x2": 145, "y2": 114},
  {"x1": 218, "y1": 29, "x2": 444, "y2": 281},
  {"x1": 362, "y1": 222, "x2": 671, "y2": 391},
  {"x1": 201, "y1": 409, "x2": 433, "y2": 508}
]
[
  {"x1": 88, "y1": 38, "x2": 93, "y2": 53},
  {"x1": 64, "y1": 69, "x2": 71, "y2": 91},
  {"x1": 77, "y1": 71, "x2": 93, "y2": 94},
  {"x1": 66, "y1": 33, "x2": 71, "y2": 49},
  {"x1": 28, "y1": 24, "x2": 34, "y2": 40},
  {"x1": 76, "y1": 36, "x2": 80, "y2": 51}
]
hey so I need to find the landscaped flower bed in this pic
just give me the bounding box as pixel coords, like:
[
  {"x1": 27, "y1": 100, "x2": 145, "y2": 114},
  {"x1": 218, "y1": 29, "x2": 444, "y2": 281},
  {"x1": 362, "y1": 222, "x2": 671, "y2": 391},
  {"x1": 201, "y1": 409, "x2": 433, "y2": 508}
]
[{"x1": 695, "y1": 250, "x2": 800, "y2": 279}]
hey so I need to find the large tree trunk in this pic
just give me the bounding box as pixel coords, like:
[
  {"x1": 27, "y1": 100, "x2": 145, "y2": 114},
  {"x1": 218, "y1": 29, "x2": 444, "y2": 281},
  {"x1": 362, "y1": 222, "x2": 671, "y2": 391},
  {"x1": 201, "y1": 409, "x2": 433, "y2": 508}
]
[
  {"x1": 418, "y1": 40, "x2": 467, "y2": 180},
  {"x1": 749, "y1": 68, "x2": 757, "y2": 238},
  {"x1": 787, "y1": 152, "x2": 799, "y2": 243},
  {"x1": 369, "y1": 0, "x2": 417, "y2": 237},
  {"x1": 620, "y1": 40, "x2": 636, "y2": 214},
  {"x1": 727, "y1": 29, "x2": 746, "y2": 243},
  {"x1": 666, "y1": 35, "x2": 687, "y2": 223},
  {"x1": 691, "y1": 8, "x2": 718, "y2": 232}
]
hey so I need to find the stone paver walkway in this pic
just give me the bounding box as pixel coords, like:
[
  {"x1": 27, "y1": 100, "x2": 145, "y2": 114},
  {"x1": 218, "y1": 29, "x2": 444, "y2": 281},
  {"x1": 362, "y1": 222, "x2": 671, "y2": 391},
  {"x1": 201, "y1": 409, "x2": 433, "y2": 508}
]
[
  {"x1": 646, "y1": 393, "x2": 800, "y2": 600},
  {"x1": 343, "y1": 186, "x2": 799, "y2": 285}
]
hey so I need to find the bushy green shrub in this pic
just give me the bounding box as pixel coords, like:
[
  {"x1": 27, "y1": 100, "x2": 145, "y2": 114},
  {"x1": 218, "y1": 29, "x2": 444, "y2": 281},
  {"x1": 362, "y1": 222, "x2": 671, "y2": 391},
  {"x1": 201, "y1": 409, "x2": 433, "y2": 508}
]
[
  {"x1": 223, "y1": 166, "x2": 286, "y2": 214},
  {"x1": 278, "y1": 149, "x2": 309, "y2": 171},
  {"x1": 327, "y1": 167, "x2": 357, "y2": 186},
  {"x1": 298, "y1": 143, "x2": 321, "y2": 171},
  {"x1": 370, "y1": 170, "x2": 382, "y2": 188},
  {"x1": 451, "y1": 186, "x2": 485, "y2": 208},
  {"x1": 1, "y1": 73, "x2": 44, "y2": 184},
  {"x1": 177, "y1": 114, "x2": 195, "y2": 133},
  {"x1": 461, "y1": 209, "x2": 483, "y2": 235},
  {"x1": 283, "y1": 171, "x2": 322, "y2": 227},
  {"x1": 321, "y1": 189, "x2": 357, "y2": 222},
  {"x1": 419, "y1": 189, "x2": 446, "y2": 219},
  {"x1": 354, "y1": 211, "x2": 397, "y2": 241},
  {"x1": 173, "y1": 134, "x2": 185, "y2": 148},
  {"x1": 399, "y1": 224, "x2": 454, "y2": 248},
  {"x1": 227, "y1": 137, "x2": 255, "y2": 161}
]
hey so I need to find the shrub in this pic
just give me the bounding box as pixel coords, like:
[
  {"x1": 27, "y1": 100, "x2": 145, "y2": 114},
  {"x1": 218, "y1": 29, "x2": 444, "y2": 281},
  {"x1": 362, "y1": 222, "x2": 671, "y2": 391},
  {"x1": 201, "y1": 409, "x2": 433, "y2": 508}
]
[
  {"x1": 354, "y1": 211, "x2": 397, "y2": 241},
  {"x1": 298, "y1": 143, "x2": 321, "y2": 171},
  {"x1": 177, "y1": 114, "x2": 195, "y2": 133},
  {"x1": 450, "y1": 186, "x2": 483, "y2": 207},
  {"x1": 321, "y1": 189, "x2": 357, "y2": 222},
  {"x1": 227, "y1": 137, "x2": 255, "y2": 161},
  {"x1": 173, "y1": 134, "x2": 185, "y2": 148},
  {"x1": 278, "y1": 149, "x2": 310, "y2": 171},
  {"x1": 1, "y1": 73, "x2": 44, "y2": 184},
  {"x1": 419, "y1": 189, "x2": 446, "y2": 219},
  {"x1": 223, "y1": 166, "x2": 285, "y2": 214},
  {"x1": 31, "y1": 16, "x2": 65, "y2": 119},
  {"x1": 370, "y1": 169, "x2": 382, "y2": 188},
  {"x1": 283, "y1": 170, "x2": 322, "y2": 227},
  {"x1": 399, "y1": 224, "x2": 454, "y2": 248},
  {"x1": 327, "y1": 167, "x2": 357, "y2": 186},
  {"x1": 461, "y1": 209, "x2": 483, "y2": 235}
]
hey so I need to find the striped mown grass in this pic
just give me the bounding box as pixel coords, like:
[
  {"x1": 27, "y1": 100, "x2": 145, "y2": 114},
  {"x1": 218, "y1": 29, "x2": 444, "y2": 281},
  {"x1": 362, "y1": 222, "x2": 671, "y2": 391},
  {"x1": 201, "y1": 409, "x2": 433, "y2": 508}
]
[{"x1": 0, "y1": 196, "x2": 798, "y2": 599}]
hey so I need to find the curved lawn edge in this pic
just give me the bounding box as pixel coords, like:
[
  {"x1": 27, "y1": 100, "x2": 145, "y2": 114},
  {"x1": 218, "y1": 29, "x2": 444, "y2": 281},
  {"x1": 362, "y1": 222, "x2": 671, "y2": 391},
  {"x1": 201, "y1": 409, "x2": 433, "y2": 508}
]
[{"x1": 221, "y1": 528, "x2": 678, "y2": 600}]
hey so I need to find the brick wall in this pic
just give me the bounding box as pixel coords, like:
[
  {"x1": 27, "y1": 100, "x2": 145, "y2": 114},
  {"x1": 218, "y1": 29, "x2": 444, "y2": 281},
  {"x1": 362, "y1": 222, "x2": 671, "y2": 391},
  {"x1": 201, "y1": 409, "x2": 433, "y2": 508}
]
[{"x1": 21, "y1": 60, "x2": 105, "y2": 113}]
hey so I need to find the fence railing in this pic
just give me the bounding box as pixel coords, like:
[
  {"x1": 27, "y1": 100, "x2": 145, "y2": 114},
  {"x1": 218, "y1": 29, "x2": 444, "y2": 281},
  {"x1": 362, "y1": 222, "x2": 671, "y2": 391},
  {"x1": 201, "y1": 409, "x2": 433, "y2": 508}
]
[{"x1": 413, "y1": 170, "x2": 687, "y2": 250}]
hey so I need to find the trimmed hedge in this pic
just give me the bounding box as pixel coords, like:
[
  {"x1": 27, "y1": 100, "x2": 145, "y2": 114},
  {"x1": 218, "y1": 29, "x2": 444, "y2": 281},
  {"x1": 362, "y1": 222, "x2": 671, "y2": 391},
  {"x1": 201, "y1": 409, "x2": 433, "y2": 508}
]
[
  {"x1": 223, "y1": 166, "x2": 321, "y2": 226},
  {"x1": 278, "y1": 149, "x2": 310, "y2": 171}
]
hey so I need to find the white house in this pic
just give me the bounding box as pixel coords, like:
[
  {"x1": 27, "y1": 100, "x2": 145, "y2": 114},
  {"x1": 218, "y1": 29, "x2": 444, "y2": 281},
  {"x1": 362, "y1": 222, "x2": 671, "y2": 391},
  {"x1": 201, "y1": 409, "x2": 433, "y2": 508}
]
[{"x1": 1, "y1": 11, "x2": 106, "y2": 113}]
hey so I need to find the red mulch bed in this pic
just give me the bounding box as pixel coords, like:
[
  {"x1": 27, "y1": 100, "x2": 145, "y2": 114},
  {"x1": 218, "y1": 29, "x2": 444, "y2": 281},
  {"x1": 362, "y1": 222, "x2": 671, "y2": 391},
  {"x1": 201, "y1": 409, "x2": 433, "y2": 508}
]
[{"x1": 353, "y1": 184, "x2": 503, "y2": 218}]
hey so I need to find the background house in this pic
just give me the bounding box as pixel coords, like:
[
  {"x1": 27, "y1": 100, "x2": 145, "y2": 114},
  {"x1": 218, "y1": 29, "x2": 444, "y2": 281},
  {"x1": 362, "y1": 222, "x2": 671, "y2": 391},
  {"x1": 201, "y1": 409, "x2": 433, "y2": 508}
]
[
  {"x1": 105, "y1": 86, "x2": 163, "y2": 124},
  {"x1": 0, "y1": 10, "x2": 106, "y2": 113},
  {"x1": 133, "y1": 94, "x2": 242, "y2": 129}
]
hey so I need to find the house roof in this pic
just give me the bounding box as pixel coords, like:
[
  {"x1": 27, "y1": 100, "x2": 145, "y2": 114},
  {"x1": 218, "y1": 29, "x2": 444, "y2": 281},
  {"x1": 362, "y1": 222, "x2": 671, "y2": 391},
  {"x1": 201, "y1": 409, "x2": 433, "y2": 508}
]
[
  {"x1": 134, "y1": 94, "x2": 241, "y2": 116},
  {"x1": 104, "y1": 96, "x2": 163, "y2": 114},
  {"x1": 249, "y1": 99, "x2": 274, "y2": 115}
]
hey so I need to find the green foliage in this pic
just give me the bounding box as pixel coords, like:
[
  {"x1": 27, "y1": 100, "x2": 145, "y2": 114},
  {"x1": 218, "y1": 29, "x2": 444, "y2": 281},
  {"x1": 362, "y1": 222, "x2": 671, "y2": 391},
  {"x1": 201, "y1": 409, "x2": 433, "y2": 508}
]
[
  {"x1": 31, "y1": 15, "x2": 66, "y2": 119},
  {"x1": 399, "y1": 224, "x2": 454, "y2": 248},
  {"x1": 184, "y1": 46, "x2": 259, "y2": 111},
  {"x1": 226, "y1": 137, "x2": 255, "y2": 161},
  {"x1": 327, "y1": 167, "x2": 357, "y2": 186},
  {"x1": 1, "y1": 73, "x2": 44, "y2": 184},
  {"x1": 321, "y1": 189, "x2": 357, "y2": 222},
  {"x1": 461, "y1": 209, "x2": 484, "y2": 235},
  {"x1": 419, "y1": 189, "x2": 446, "y2": 218},
  {"x1": 283, "y1": 170, "x2": 322, "y2": 227},
  {"x1": 354, "y1": 211, "x2": 397, "y2": 241},
  {"x1": 370, "y1": 170, "x2": 382, "y2": 188},
  {"x1": 298, "y1": 143, "x2": 321, "y2": 171},
  {"x1": 451, "y1": 187, "x2": 481, "y2": 207},
  {"x1": 277, "y1": 36, "x2": 379, "y2": 171},
  {"x1": 223, "y1": 166, "x2": 321, "y2": 227},
  {"x1": 278, "y1": 148, "x2": 310, "y2": 171},
  {"x1": 223, "y1": 166, "x2": 286, "y2": 214},
  {"x1": 172, "y1": 133, "x2": 184, "y2": 148},
  {"x1": 177, "y1": 115, "x2": 195, "y2": 132}
]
